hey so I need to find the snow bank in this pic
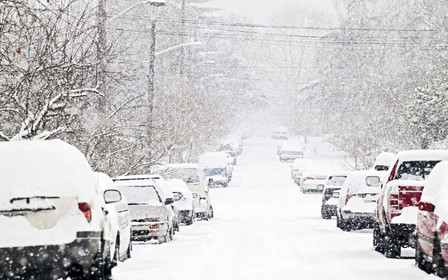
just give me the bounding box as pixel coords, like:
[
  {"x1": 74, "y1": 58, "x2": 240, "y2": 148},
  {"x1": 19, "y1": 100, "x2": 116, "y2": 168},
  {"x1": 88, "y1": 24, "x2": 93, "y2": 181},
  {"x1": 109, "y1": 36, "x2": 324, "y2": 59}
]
[
  {"x1": 198, "y1": 152, "x2": 230, "y2": 168},
  {"x1": 344, "y1": 196, "x2": 376, "y2": 213},
  {"x1": 391, "y1": 207, "x2": 419, "y2": 225}
]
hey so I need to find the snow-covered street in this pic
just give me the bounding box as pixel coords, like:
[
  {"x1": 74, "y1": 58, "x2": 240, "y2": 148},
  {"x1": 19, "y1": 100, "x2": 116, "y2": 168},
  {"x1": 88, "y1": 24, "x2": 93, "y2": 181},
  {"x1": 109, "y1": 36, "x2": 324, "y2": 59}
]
[{"x1": 113, "y1": 137, "x2": 438, "y2": 280}]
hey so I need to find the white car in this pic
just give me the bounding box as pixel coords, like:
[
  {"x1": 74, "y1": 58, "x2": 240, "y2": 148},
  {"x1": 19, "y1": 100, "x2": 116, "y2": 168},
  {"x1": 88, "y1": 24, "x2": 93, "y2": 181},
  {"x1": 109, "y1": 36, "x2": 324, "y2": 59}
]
[
  {"x1": 152, "y1": 164, "x2": 213, "y2": 221},
  {"x1": 199, "y1": 152, "x2": 233, "y2": 187},
  {"x1": 336, "y1": 170, "x2": 387, "y2": 231},
  {"x1": 0, "y1": 140, "x2": 112, "y2": 280},
  {"x1": 290, "y1": 158, "x2": 317, "y2": 185},
  {"x1": 113, "y1": 176, "x2": 176, "y2": 243},
  {"x1": 166, "y1": 179, "x2": 195, "y2": 225},
  {"x1": 278, "y1": 141, "x2": 304, "y2": 162},
  {"x1": 272, "y1": 126, "x2": 289, "y2": 139},
  {"x1": 95, "y1": 172, "x2": 132, "y2": 265}
]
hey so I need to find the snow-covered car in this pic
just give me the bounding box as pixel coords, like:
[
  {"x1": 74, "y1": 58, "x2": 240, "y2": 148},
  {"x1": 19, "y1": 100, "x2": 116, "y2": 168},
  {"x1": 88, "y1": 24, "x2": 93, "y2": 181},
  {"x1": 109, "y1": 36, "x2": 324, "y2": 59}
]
[
  {"x1": 290, "y1": 158, "x2": 317, "y2": 185},
  {"x1": 415, "y1": 161, "x2": 448, "y2": 276},
  {"x1": 166, "y1": 179, "x2": 195, "y2": 225},
  {"x1": 372, "y1": 152, "x2": 395, "y2": 171},
  {"x1": 219, "y1": 134, "x2": 243, "y2": 158},
  {"x1": 300, "y1": 164, "x2": 335, "y2": 193},
  {"x1": 278, "y1": 141, "x2": 304, "y2": 162},
  {"x1": 271, "y1": 126, "x2": 289, "y2": 139},
  {"x1": 336, "y1": 170, "x2": 387, "y2": 231},
  {"x1": 373, "y1": 150, "x2": 448, "y2": 258},
  {"x1": 321, "y1": 173, "x2": 348, "y2": 219},
  {"x1": 95, "y1": 172, "x2": 132, "y2": 266},
  {"x1": 0, "y1": 140, "x2": 113, "y2": 280},
  {"x1": 113, "y1": 176, "x2": 176, "y2": 243},
  {"x1": 152, "y1": 164, "x2": 213, "y2": 221},
  {"x1": 199, "y1": 152, "x2": 233, "y2": 187}
]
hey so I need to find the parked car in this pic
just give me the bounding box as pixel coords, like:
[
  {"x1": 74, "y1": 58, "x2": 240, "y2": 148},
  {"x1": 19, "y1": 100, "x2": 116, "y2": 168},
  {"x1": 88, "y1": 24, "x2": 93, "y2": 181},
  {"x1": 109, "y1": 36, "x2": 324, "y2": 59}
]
[
  {"x1": 336, "y1": 170, "x2": 387, "y2": 231},
  {"x1": 373, "y1": 150, "x2": 448, "y2": 258},
  {"x1": 165, "y1": 179, "x2": 195, "y2": 225},
  {"x1": 372, "y1": 152, "x2": 395, "y2": 171},
  {"x1": 300, "y1": 164, "x2": 335, "y2": 193},
  {"x1": 95, "y1": 172, "x2": 132, "y2": 266},
  {"x1": 415, "y1": 161, "x2": 448, "y2": 276},
  {"x1": 0, "y1": 140, "x2": 113, "y2": 280},
  {"x1": 290, "y1": 158, "x2": 317, "y2": 186},
  {"x1": 113, "y1": 176, "x2": 176, "y2": 243},
  {"x1": 271, "y1": 126, "x2": 289, "y2": 139},
  {"x1": 152, "y1": 164, "x2": 213, "y2": 221},
  {"x1": 278, "y1": 141, "x2": 304, "y2": 162},
  {"x1": 199, "y1": 152, "x2": 233, "y2": 187},
  {"x1": 219, "y1": 134, "x2": 243, "y2": 157},
  {"x1": 321, "y1": 173, "x2": 348, "y2": 219}
]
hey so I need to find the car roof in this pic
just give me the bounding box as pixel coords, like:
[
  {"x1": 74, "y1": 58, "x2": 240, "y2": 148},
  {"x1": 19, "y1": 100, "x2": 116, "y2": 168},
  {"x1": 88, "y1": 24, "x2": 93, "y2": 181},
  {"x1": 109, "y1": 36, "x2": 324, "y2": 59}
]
[{"x1": 396, "y1": 150, "x2": 448, "y2": 162}]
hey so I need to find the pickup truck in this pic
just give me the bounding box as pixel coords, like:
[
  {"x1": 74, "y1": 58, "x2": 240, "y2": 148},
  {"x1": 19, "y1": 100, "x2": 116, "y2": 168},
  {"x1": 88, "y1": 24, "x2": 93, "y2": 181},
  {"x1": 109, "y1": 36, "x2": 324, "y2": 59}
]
[{"x1": 373, "y1": 150, "x2": 448, "y2": 258}]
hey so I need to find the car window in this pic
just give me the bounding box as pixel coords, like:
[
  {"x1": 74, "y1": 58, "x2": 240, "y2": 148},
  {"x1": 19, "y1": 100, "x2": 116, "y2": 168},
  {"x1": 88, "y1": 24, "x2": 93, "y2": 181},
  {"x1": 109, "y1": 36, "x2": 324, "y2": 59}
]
[
  {"x1": 394, "y1": 160, "x2": 440, "y2": 181},
  {"x1": 119, "y1": 185, "x2": 161, "y2": 204},
  {"x1": 160, "y1": 168, "x2": 200, "y2": 184},
  {"x1": 327, "y1": 176, "x2": 347, "y2": 186}
]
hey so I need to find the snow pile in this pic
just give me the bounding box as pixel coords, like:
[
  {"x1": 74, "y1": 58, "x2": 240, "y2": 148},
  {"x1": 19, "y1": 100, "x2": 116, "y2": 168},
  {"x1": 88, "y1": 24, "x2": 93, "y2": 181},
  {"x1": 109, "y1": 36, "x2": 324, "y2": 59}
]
[
  {"x1": 421, "y1": 161, "x2": 448, "y2": 223},
  {"x1": 198, "y1": 152, "x2": 230, "y2": 168},
  {"x1": 345, "y1": 196, "x2": 376, "y2": 213},
  {"x1": 391, "y1": 207, "x2": 419, "y2": 225}
]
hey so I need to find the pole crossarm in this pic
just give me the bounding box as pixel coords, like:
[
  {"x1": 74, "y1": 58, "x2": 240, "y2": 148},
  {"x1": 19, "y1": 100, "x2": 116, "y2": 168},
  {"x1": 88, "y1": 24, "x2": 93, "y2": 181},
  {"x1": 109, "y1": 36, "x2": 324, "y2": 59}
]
[{"x1": 107, "y1": 0, "x2": 166, "y2": 22}]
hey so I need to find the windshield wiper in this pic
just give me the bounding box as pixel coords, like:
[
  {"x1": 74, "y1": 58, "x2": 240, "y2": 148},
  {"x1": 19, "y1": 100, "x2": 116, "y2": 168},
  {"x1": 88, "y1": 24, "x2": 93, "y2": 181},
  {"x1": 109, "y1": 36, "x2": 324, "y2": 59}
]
[{"x1": 10, "y1": 196, "x2": 59, "y2": 204}]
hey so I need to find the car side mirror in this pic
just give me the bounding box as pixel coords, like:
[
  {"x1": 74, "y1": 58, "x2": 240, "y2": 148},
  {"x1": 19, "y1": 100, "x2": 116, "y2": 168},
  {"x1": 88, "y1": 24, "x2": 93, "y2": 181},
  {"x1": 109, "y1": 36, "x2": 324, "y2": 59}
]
[
  {"x1": 192, "y1": 192, "x2": 198, "y2": 198},
  {"x1": 165, "y1": 197, "x2": 175, "y2": 205},
  {"x1": 104, "y1": 190, "x2": 122, "y2": 204},
  {"x1": 366, "y1": 176, "x2": 381, "y2": 187},
  {"x1": 333, "y1": 191, "x2": 340, "y2": 198}
]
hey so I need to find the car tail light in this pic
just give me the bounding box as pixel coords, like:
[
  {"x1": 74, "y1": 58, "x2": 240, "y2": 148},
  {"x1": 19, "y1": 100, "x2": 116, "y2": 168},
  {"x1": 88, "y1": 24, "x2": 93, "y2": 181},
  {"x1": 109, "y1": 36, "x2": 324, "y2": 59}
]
[
  {"x1": 78, "y1": 202, "x2": 92, "y2": 222},
  {"x1": 439, "y1": 222, "x2": 448, "y2": 245},
  {"x1": 324, "y1": 188, "x2": 330, "y2": 198},
  {"x1": 389, "y1": 192, "x2": 400, "y2": 218},
  {"x1": 149, "y1": 224, "x2": 159, "y2": 230},
  {"x1": 345, "y1": 193, "x2": 352, "y2": 205}
]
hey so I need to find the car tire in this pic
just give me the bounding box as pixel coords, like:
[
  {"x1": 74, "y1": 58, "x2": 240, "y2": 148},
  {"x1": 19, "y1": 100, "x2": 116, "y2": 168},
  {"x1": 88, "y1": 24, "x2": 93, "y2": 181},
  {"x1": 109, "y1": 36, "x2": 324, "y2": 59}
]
[
  {"x1": 126, "y1": 240, "x2": 132, "y2": 259},
  {"x1": 208, "y1": 205, "x2": 214, "y2": 219},
  {"x1": 112, "y1": 237, "x2": 119, "y2": 266},
  {"x1": 384, "y1": 229, "x2": 401, "y2": 258},
  {"x1": 373, "y1": 224, "x2": 384, "y2": 253},
  {"x1": 321, "y1": 207, "x2": 331, "y2": 220},
  {"x1": 415, "y1": 239, "x2": 433, "y2": 274},
  {"x1": 336, "y1": 214, "x2": 346, "y2": 230}
]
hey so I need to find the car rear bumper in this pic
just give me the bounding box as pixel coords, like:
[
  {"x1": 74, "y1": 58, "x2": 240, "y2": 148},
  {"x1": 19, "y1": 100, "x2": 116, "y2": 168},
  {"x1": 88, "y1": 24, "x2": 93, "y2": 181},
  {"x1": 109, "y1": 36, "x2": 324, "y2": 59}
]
[
  {"x1": 342, "y1": 211, "x2": 376, "y2": 224},
  {"x1": 0, "y1": 231, "x2": 102, "y2": 279},
  {"x1": 390, "y1": 223, "x2": 416, "y2": 248},
  {"x1": 321, "y1": 204, "x2": 337, "y2": 216},
  {"x1": 131, "y1": 221, "x2": 169, "y2": 240}
]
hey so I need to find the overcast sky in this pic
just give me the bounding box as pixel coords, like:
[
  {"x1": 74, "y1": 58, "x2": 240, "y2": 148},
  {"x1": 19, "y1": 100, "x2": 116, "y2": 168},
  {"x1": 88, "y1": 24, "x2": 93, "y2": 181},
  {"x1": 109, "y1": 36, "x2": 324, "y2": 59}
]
[{"x1": 207, "y1": 0, "x2": 337, "y2": 24}]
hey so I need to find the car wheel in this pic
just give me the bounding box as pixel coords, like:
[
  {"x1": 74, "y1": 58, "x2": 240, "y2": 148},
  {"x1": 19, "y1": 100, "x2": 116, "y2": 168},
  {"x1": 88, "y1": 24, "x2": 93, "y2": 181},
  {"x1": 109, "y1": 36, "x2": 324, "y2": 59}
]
[
  {"x1": 112, "y1": 237, "x2": 119, "y2": 266},
  {"x1": 208, "y1": 205, "x2": 214, "y2": 219},
  {"x1": 384, "y1": 229, "x2": 401, "y2": 258},
  {"x1": 126, "y1": 240, "x2": 132, "y2": 259},
  {"x1": 336, "y1": 214, "x2": 346, "y2": 230},
  {"x1": 321, "y1": 206, "x2": 331, "y2": 220},
  {"x1": 415, "y1": 239, "x2": 433, "y2": 274},
  {"x1": 373, "y1": 223, "x2": 384, "y2": 253},
  {"x1": 433, "y1": 235, "x2": 447, "y2": 277}
]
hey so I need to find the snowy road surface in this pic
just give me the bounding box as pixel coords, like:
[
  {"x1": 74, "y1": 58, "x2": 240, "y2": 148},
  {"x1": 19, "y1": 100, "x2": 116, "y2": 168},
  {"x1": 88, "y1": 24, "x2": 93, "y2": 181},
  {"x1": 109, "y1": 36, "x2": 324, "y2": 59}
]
[{"x1": 113, "y1": 137, "x2": 438, "y2": 280}]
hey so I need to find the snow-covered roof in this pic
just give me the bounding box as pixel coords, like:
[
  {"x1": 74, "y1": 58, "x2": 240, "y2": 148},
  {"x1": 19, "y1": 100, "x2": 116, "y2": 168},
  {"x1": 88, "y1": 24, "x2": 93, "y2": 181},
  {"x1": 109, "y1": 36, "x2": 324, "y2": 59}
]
[
  {"x1": 343, "y1": 170, "x2": 388, "y2": 194},
  {"x1": 373, "y1": 152, "x2": 396, "y2": 167},
  {"x1": 0, "y1": 140, "x2": 96, "y2": 204},
  {"x1": 198, "y1": 152, "x2": 230, "y2": 168},
  {"x1": 279, "y1": 141, "x2": 303, "y2": 152},
  {"x1": 421, "y1": 161, "x2": 448, "y2": 221},
  {"x1": 396, "y1": 150, "x2": 448, "y2": 162},
  {"x1": 165, "y1": 178, "x2": 191, "y2": 194}
]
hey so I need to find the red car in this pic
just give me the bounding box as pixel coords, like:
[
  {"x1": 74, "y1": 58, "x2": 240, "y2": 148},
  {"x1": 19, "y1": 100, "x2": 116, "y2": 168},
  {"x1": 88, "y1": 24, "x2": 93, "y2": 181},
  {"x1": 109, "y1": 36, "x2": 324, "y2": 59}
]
[
  {"x1": 415, "y1": 161, "x2": 448, "y2": 277},
  {"x1": 373, "y1": 150, "x2": 448, "y2": 258}
]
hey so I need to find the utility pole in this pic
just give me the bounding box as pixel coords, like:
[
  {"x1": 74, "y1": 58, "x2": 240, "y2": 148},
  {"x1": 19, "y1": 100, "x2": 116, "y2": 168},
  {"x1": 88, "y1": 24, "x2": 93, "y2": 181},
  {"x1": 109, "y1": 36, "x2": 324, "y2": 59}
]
[
  {"x1": 147, "y1": 2, "x2": 166, "y2": 137},
  {"x1": 179, "y1": 0, "x2": 186, "y2": 76}
]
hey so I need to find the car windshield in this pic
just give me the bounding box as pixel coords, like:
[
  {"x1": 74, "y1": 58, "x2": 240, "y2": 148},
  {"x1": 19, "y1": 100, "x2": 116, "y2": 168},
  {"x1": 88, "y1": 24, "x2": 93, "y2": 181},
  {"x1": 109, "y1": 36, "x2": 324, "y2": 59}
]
[
  {"x1": 118, "y1": 185, "x2": 161, "y2": 204},
  {"x1": 327, "y1": 176, "x2": 346, "y2": 186},
  {"x1": 395, "y1": 160, "x2": 440, "y2": 181},
  {"x1": 160, "y1": 168, "x2": 200, "y2": 184},
  {"x1": 204, "y1": 168, "x2": 226, "y2": 176}
]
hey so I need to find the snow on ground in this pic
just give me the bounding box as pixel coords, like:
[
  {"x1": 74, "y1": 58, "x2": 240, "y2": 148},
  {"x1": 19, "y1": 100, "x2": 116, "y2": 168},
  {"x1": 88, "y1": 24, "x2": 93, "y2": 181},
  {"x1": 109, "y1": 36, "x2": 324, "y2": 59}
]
[{"x1": 113, "y1": 137, "x2": 438, "y2": 280}]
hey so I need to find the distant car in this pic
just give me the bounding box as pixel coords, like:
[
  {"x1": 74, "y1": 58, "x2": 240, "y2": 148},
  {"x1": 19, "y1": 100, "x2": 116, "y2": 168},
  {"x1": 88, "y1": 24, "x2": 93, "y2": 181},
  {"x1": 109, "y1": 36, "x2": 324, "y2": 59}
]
[
  {"x1": 0, "y1": 140, "x2": 113, "y2": 280},
  {"x1": 152, "y1": 164, "x2": 213, "y2": 221},
  {"x1": 290, "y1": 158, "x2": 317, "y2": 186},
  {"x1": 415, "y1": 161, "x2": 448, "y2": 276},
  {"x1": 113, "y1": 176, "x2": 176, "y2": 243},
  {"x1": 165, "y1": 179, "x2": 195, "y2": 225},
  {"x1": 272, "y1": 126, "x2": 289, "y2": 139},
  {"x1": 336, "y1": 170, "x2": 387, "y2": 231},
  {"x1": 95, "y1": 172, "x2": 132, "y2": 266},
  {"x1": 199, "y1": 152, "x2": 233, "y2": 187},
  {"x1": 278, "y1": 141, "x2": 304, "y2": 162},
  {"x1": 321, "y1": 173, "x2": 348, "y2": 219},
  {"x1": 300, "y1": 164, "x2": 335, "y2": 193},
  {"x1": 372, "y1": 152, "x2": 395, "y2": 171}
]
